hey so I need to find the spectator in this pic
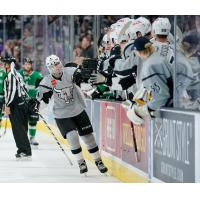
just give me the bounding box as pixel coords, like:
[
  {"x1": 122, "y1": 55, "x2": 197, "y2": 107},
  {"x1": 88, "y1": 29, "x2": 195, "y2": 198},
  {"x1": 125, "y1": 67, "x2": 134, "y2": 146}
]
[
  {"x1": 72, "y1": 45, "x2": 85, "y2": 64},
  {"x1": 73, "y1": 45, "x2": 82, "y2": 58},
  {"x1": 2, "y1": 40, "x2": 14, "y2": 58},
  {"x1": 23, "y1": 26, "x2": 33, "y2": 58},
  {"x1": 80, "y1": 35, "x2": 94, "y2": 58}
]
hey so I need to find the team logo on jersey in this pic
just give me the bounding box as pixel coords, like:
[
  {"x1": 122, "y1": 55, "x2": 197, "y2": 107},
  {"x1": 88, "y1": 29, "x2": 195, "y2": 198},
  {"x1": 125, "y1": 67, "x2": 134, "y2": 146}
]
[
  {"x1": 151, "y1": 82, "x2": 160, "y2": 94},
  {"x1": 53, "y1": 86, "x2": 74, "y2": 104}
]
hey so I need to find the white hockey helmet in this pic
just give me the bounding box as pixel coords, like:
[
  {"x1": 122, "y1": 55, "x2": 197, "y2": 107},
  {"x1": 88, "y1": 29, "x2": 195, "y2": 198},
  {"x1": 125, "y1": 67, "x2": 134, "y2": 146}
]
[
  {"x1": 102, "y1": 34, "x2": 110, "y2": 44},
  {"x1": 126, "y1": 19, "x2": 146, "y2": 41},
  {"x1": 46, "y1": 55, "x2": 63, "y2": 77},
  {"x1": 110, "y1": 22, "x2": 119, "y2": 30},
  {"x1": 117, "y1": 21, "x2": 131, "y2": 43},
  {"x1": 109, "y1": 28, "x2": 119, "y2": 44},
  {"x1": 152, "y1": 17, "x2": 171, "y2": 36},
  {"x1": 117, "y1": 17, "x2": 131, "y2": 26},
  {"x1": 137, "y1": 17, "x2": 151, "y2": 35}
]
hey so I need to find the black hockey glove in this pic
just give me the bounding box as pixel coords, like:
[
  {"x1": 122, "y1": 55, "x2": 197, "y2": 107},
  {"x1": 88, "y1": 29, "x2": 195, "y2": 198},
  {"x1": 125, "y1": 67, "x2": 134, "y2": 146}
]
[
  {"x1": 109, "y1": 44, "x2": 121, "y2": 68},
  {"x1": 119, "y1": 73, "x2": 137, "y2": 90},
  {"x1": 72, "y1": 68, "x2": 83, "y2": 86},
  {"x1": 42, "y1": 90, "x2": 53, "y2": 104},
  {"x1": 82, "y1": 58, "x2": 98, "y2": 69},
  {"x1": 64, "y1": 62, "x2": 78, "y2": 68},
  {"x1": 28, "y1": 98, "x2": 40, "y2": 114}
]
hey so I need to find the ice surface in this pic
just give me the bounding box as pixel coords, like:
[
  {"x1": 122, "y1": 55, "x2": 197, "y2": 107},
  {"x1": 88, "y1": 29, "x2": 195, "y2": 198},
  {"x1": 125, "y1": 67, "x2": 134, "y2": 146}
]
[{"x1": 0, "y1": 129, "x2": 120, "y2": 183}]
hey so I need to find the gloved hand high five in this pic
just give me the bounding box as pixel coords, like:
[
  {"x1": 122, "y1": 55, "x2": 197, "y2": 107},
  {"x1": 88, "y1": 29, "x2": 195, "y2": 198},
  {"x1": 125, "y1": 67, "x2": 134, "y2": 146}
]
[
  {"x1": 119, "y1": 73, "x2": 137, "y2": 90},
  {"x1": 73, "y1": 68, "x2": 83, "y2": 86},
  {"x1": 90, "y1": 72, "x2": 106, "y2": 85},
  {"x1": 82, "y1": 58, "x2": 98, "y2": 69}
]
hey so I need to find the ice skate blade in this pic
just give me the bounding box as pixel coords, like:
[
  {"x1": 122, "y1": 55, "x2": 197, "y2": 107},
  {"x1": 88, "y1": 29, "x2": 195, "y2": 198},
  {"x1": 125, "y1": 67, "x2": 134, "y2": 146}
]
[
  {"x1": 101, "y1": 172, "x2": 109, "y2": 176},
  {"x1": 16, "y1": 157, "x2": 32, "y2": 161},
  {"x1": 31, "y1": 145, "x2": 39, "y2": 149},
  {"x1": 30, "y1": 142, "x2": 39, "y2": 146},
  {"x1": 81, "y1": 172, "x2": 87, "y2": 177}
]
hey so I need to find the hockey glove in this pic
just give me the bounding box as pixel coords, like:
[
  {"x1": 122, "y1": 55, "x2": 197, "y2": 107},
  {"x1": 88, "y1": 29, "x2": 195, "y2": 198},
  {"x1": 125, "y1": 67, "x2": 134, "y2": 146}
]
[
  {"x1": 28, "y1": 98, "x2": 40, "y2": 114},
  {"x1": 64, "y1": 62, "x2": 78, "y2": 68},
  {"x1": 122, "y1": 100, "x2": 144, "y2": 125},
  {"x1": 90, "y1": 72, "x2": 106, "y2": 85},
  {"x1": 119, "y1": 73, "x2": 136, "y2": 90},
  {"x1": 133, "y1": 87, "x2": 152, "y2": 106},
  {"x1": 127, "y1": 104, "x2": 151, "y2": 125},
  {"x1": 82, "y1": 58, "x2": 98, "y2": 69},
  {"x1": 109, "y1": 44, "x2": 121, "y2": 68},
  {"x1": 42, "y1": 90, "x2": 53, "y2": 104},
  {"x1": 72, "y1": 68, "x2": 83, "y2": 86}
]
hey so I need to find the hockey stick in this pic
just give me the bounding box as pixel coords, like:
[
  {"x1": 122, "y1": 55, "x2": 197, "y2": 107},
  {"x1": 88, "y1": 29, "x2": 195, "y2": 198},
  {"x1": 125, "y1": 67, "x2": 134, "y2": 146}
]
[
  {"x1": 130, "y1": 121, "x2": 139, "y2": 162},
  {"x1": 124, "y1": 91, "x2": 140, "y2": 162},
  {"x1": 0, "y1": 116, "x2": 8, "y2": 139},
  {"x1": 10, "y1": 63, "x2": 73, "y2": 165},
  {"x1": 38, "y1": 113, "x2": 73, "y2": 165}
]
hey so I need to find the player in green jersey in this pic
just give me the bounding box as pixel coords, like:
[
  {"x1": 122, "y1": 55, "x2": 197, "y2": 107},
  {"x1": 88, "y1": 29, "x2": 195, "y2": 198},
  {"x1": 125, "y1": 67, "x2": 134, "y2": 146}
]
[
  {"x1": 0, "y1": 60, "x2": 7, "y2": 130},
  {"x1": 18, "y1": 58, "x2": 43, "y2": 146}
]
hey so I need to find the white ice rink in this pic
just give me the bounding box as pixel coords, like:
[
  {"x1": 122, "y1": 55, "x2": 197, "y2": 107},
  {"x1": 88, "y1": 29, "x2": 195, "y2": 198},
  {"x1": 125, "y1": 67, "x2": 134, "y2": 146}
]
[{"x1": 0, "y1": 128, "x2": 120, "y2": 183}]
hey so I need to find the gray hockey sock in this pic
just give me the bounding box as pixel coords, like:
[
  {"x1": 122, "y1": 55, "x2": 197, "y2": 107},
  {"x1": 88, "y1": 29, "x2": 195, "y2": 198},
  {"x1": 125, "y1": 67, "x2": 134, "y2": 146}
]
[
  {"x1": 80, "y1": 133, "x2": 101, "y2": 160},
  {"x1": 66, "y1": 130, "x2": 84, "y2": 162}
]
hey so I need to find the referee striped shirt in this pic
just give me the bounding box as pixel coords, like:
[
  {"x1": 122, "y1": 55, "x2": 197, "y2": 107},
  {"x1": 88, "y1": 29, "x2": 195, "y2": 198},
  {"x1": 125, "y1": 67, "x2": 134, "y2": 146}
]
[{"x1": 4, "y1": 68, "x2": 26, "y2": 106}]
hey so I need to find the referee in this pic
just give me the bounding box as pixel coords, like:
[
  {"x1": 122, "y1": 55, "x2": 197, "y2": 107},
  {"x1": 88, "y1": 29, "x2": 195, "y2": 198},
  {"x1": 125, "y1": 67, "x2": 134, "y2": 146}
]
[{"x1": 2, "y1": 56, "x2": 32, "y2": 160}]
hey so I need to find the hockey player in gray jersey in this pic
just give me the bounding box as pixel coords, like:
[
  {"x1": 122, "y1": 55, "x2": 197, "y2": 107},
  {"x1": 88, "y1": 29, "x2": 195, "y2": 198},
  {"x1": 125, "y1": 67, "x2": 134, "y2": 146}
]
[
  {"x1": 125, "y1": 37, "x2": 173, "y2": 125},
  {"x1": 151, "y1": 17, "x2": 174, "y2": 72},
  {"x1": 152, "y1": 19, "x2": 198, "y2": 109},
  {"x1": 35, "y1": 55, "x2": 108, "y2": 174}
]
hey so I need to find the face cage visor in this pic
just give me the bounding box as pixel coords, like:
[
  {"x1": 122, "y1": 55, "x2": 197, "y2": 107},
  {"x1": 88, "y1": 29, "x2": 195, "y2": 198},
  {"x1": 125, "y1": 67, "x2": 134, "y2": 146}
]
[{"x1": 48, "y1": 61, "x2": 63, "y2": 78}]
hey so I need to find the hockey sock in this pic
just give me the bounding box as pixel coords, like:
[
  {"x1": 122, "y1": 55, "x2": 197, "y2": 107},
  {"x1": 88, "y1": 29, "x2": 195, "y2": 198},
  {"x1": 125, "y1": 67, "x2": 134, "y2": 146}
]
[
  {"x1": 80, "y1": 133, "x2": 101, "y2": 160},
  {"x1": 29, "y1": 125, "x2": 36, "y2": 137},
  {"x1": 67, "y1": 130, "x2": 84, "y2": 162}
]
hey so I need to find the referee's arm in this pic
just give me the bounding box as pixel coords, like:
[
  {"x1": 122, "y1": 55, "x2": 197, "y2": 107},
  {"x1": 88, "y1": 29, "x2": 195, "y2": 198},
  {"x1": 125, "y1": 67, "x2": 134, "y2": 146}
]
[{"x1": 4, "y1": 72, "x2": 17, "y2": 107}]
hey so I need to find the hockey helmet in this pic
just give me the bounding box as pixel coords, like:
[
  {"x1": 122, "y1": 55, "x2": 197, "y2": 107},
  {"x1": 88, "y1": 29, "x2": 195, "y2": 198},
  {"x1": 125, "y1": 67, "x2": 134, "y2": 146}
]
[
  {"x1": 152, "y1": 17, "x2": 171, "y2": 36},
  {"x1": 24, "y1": 57, "x2": 33, "y2": 64},
  {"x1": 46, "y1": 55, "x2": 63, "y2": 78}
]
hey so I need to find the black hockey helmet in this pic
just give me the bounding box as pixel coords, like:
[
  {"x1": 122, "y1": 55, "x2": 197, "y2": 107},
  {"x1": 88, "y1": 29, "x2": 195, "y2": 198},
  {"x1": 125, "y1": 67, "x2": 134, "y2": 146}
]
[
  {"x1": 24, "y1": 57, "x2": 33, "y2": 64},
  {"x1": 1, "y1": 55, "x2": 16, "y2": 64}
]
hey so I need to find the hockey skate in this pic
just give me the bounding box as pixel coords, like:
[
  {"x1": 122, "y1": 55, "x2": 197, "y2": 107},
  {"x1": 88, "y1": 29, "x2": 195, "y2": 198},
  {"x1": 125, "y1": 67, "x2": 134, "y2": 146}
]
[
  {"x1": 15, "y1": 153, "x2": 32, "y2": 161},
  {"x1": 78, "y1": 160, "x2": 88, "y2": 175},
  {"x1": 30, "y1": 136, "x2": 39, "y2": 146},
  {"x1": 95, "y1": 159, "x2": 108, "y2": 174}
]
